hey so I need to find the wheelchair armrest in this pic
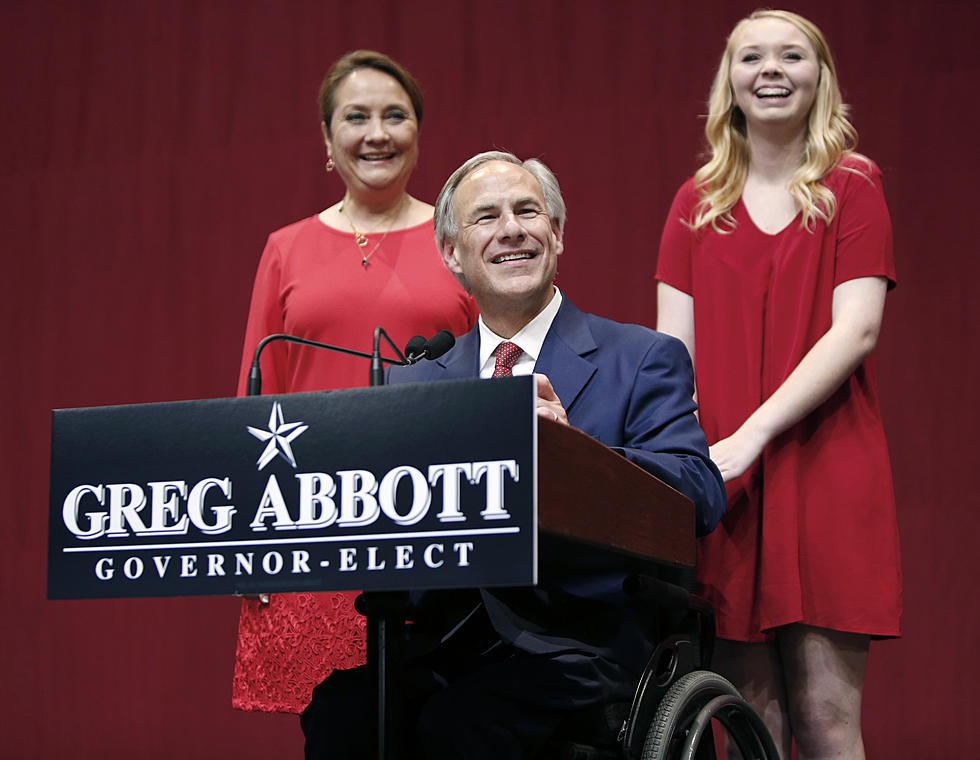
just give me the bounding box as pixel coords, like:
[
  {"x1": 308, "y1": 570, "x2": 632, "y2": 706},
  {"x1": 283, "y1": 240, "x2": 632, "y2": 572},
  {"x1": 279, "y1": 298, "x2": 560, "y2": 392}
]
[{"x1": 622, "y1": 574, "x2": 716, "y2": 669}]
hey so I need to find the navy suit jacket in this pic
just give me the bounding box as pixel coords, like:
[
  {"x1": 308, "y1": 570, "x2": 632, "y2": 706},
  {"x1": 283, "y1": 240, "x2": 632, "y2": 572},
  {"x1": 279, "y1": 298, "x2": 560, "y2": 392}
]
[
  {"x1": 389, "y1": 297, "x2": 723, "y2": 534},
  {"x1": 387, "y1": 297, "x2": 724, "y2": 675}
]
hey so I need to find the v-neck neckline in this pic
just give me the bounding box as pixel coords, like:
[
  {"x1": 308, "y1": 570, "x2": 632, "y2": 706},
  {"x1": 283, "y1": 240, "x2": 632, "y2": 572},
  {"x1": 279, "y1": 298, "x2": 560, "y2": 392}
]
[{"x1": 738, "y1": 197, "x2": 800, "y2": 237}]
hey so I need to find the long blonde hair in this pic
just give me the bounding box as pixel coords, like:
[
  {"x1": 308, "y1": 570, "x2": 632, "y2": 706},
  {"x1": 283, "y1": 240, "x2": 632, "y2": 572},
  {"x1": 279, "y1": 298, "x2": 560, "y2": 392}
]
[{"x1": 692, "y1": 10, "x2": 858, "y2": 233}]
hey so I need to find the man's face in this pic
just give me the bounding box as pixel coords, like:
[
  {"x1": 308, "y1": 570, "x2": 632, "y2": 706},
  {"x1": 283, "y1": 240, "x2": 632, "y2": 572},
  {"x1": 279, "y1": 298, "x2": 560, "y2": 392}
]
[{"x1": 441, "y1": 161, "x2": 563, "y2": 321}]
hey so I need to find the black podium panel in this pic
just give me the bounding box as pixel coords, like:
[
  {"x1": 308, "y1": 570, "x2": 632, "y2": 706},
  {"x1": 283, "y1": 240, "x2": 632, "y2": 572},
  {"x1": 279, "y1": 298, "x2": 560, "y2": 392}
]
[{"x1": 49, "y1": 378, "x2": 537, "y2": 600}]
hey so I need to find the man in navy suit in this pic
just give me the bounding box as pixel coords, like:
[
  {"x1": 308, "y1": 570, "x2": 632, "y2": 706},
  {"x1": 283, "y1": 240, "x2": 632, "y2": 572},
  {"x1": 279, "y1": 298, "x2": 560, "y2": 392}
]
[{"x1": 301, "y1": 152, "x2": 724, "y2": 759}]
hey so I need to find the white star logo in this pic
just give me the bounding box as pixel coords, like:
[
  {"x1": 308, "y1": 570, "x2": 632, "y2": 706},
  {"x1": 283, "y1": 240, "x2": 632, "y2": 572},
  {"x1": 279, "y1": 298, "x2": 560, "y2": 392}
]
[{"x1": 247, "y1": 402, "x2": 309, "y2": 470}]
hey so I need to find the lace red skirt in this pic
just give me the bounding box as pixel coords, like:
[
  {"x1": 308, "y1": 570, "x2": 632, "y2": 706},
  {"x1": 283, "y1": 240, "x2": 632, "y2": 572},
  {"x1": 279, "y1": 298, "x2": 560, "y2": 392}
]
[{"x1": 232, "y1": 591, "x2": 367, "y2": 713}]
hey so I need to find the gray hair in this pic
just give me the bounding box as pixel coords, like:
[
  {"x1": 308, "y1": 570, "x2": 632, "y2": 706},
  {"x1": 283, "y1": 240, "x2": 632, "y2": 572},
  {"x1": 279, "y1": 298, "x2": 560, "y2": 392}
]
[{"x1": 433, "y1": 151, "x2": 567, "y2": 247}]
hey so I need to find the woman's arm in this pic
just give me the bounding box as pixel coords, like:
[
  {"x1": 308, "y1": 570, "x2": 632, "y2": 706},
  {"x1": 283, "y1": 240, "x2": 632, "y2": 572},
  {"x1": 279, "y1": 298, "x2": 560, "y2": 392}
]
[
  {"x1": 656, "y1": 282, "x2": 696, "y2": 365},
  {"x1": 237, "y1": 239, "x2": 287, "y2": 396},
  {"x1": 709, "y1": 275, "x2": 888, "y2": 481}
]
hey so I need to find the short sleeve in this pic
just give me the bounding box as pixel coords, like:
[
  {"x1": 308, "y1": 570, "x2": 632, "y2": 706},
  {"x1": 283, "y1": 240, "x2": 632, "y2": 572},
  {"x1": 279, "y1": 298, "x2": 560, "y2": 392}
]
[
  {"x1": 655, "y1": 179, "x2": 699, "y2": 295},
  {"x1": 833, "y1": 159, "x2": 897, "y2": 289}
]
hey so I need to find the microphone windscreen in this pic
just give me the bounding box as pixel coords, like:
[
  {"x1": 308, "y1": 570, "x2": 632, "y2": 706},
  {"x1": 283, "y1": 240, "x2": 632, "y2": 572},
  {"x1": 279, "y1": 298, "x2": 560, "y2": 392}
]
[
  {"x1": 424, "y1": 330, "x2": 456, "y2": 360},
  {"x1": 404, "y1": 335, "x2": 427, "y2": 359}
]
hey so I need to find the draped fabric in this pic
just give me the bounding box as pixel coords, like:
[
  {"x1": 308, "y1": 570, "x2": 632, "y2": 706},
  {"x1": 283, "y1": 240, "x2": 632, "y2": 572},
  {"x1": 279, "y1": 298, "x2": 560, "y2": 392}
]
[{"x1": 4, "y1": 0, "x2": 978, "y2": 757}]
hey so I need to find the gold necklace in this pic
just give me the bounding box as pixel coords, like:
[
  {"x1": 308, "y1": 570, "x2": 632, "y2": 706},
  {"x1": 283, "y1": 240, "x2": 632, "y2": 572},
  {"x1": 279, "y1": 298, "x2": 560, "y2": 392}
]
[{"x1": 338, "y1": 195, "x2": 408, "y2": 268}]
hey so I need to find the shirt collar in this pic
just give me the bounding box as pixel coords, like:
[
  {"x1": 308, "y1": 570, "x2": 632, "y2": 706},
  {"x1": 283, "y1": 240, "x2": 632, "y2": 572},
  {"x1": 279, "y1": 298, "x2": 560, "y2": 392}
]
[{"x1": 478, "y1": 287, "x2": 563, "y2": 371}]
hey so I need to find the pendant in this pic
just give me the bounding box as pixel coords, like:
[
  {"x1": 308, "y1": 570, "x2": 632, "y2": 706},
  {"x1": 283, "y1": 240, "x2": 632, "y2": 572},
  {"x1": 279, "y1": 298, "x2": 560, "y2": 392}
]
[
  {"x1": 362, "y1": 257, "x2": 369, "y2": 268},
  {"x1": 354, "y1": 232, "x2": 368, "y2": 248}
]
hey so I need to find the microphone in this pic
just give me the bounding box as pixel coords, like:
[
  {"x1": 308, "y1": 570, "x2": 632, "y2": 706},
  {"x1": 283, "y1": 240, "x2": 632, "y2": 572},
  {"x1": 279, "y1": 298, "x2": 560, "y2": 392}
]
[
  {"x1": 404, "y1": 335, "x2": 427, "y2": 361},
  {"x1": 403, "y1": 331, "x2": 455, "y2": 364},
  {"x1": 245, "y1": 329, "x2": 454, "y2": 396},
  {"x1": 246, "y1": 330, "x2": 407, "y2": 396},
  {"x1": 423, "y1": 330, "x2": 455, "y2": 360}
]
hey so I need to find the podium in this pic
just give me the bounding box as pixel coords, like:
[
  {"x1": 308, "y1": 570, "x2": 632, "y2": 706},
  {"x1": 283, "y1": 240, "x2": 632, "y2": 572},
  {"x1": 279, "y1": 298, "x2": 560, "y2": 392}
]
[
  {"x1": 49, "y1": 376, "x2": 695, "y2": 758},
  {"x1": 536, "y1": 415, "x2": 693, "y2": 567},
  {"x1": 49, "y1": 376, "x2": 693, "y2": 600}
]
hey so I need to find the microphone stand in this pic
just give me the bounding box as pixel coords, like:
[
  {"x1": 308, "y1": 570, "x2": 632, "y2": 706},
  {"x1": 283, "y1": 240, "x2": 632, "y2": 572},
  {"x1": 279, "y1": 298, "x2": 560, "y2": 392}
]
[
  {"x1": 246, "y1": 331, "x2": 407, "y2": 396},
  {"x1": 366, "y1": 331, "x2": 408, "y2": 760},
  {"x1": 246, "y1": 328, "x2": 411, "y2": 759},
  {"x1": 371, "y1": 326, "x2": 407, "y2": 387}
]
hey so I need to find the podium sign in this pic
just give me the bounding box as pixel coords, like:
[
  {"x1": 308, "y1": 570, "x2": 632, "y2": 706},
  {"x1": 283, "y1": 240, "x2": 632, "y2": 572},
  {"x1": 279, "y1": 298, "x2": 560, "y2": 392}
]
[{"x1": 49, "y1": 378, "x2": 538, "y2": 600}]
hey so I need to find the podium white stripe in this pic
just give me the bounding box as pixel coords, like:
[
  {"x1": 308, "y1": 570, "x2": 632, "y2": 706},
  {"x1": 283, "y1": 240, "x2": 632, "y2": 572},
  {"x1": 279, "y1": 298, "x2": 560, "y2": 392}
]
[{"x1": 62, "y1": 526, "x2": 521, "y2": 553}]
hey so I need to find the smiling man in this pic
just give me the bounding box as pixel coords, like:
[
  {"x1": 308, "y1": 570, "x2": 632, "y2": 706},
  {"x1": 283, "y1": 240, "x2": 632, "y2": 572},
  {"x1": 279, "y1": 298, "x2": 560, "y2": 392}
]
[
  {"x1": 390, "y1": 152, "x2": 722, "y2": 507},
  {"x1": 437, "y1": 155, "x2": 564, "y2": 341},
  {"x1": 301, "y1": 152, "x2": 724, "y2": 760}
]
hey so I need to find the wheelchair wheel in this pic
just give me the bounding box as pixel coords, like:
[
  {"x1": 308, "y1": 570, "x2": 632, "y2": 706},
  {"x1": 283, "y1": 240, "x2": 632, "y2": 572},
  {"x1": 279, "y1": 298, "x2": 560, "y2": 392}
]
[{"x1": 640, "y1": 670, "x2": 779, "y2": 760}]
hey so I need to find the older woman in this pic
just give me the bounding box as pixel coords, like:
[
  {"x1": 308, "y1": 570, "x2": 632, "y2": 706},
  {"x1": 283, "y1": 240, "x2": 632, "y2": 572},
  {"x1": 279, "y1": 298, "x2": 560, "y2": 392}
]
[
  {"x1": 233, "y1": 50, "x2": 477, "y2": 716},
  {"x1": 656, "y1": 11, "x2": 901, "y2": 759}
]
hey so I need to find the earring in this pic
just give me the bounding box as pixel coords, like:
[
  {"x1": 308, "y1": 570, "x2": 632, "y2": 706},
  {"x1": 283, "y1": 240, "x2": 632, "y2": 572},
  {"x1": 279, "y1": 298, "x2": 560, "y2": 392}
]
[{"x1": 325, "y1": 159, "x2": 335, "y2": 173}]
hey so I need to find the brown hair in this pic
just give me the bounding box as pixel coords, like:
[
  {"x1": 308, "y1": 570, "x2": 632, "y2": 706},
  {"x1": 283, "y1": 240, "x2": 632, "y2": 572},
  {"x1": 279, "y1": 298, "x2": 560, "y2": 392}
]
[{"x1": 318, "y1": 50, "x2": 424, "y2": 136}]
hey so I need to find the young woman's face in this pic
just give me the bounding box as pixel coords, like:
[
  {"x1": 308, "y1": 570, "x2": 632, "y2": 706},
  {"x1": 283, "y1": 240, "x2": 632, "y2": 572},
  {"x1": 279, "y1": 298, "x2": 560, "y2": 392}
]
[{"x1": 729, "y1": 17, "x2": 820, "y2": 135}]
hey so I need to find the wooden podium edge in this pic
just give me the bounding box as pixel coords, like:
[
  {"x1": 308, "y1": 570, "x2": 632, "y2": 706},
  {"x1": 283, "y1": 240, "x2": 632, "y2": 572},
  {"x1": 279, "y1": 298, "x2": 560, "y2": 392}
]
[{"x1": 537, "y1": 417, "x2": 696, "y2": 568}]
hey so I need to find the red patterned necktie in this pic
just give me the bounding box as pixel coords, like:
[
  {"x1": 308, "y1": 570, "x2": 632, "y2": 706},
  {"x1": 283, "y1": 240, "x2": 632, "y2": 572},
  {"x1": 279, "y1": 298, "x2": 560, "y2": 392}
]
[{"x1": 492, "y1": 341, "x2": 523, "y2": 378}]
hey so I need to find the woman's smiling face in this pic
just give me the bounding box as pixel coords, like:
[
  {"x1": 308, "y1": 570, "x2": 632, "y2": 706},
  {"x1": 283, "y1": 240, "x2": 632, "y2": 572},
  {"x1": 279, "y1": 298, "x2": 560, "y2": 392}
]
[
  {"x1": 729, "y1": 16, "x2": 820, "y2": 135},
  {"x1": 324, "y1": 67, "x2": 420, "y2": 195}
]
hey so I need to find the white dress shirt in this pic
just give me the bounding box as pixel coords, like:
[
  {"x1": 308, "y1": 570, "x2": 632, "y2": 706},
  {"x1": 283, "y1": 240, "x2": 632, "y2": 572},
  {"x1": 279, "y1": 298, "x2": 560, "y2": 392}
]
[{"x1": 477, "y1": 287, "x2": 563, "y2": 378}]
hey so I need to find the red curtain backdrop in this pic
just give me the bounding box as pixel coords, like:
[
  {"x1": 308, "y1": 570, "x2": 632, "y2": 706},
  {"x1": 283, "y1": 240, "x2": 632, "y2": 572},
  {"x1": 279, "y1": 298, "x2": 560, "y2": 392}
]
[{"x1": 3, "y1": 0, "x2": 977, "y2": 756}]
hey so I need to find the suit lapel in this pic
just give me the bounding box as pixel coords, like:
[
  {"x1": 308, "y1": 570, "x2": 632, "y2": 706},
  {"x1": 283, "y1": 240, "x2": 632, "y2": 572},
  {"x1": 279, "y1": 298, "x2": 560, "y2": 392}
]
[
  {"x1": 534, "y1": 299, "x2": 597, "y2": 414},
  {"x1": 441, "y1": 300, "x2": 598, "y2": 411},
  {"x1": 435, "y1": 325, "x2": 482, "y2": 379}
]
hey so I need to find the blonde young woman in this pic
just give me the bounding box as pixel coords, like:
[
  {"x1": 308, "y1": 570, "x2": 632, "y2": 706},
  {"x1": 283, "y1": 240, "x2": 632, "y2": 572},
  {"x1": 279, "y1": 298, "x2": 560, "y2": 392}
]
[
  {"x1": 234, "y1": 51, "x2": 476, "y2": 716},
  {"x1": 655, "y1": 11, "x2": 901, "y2": 759}
]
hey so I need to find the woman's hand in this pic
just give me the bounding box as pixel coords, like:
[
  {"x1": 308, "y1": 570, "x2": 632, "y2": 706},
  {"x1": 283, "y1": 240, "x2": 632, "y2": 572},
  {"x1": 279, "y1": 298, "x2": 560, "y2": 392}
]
[
  {"x1": 238, "y1": 593, "x2": 270, "y2": 604},
  {"x1": 709, "y1": 426, "x2": 768, "y2": 482},
  {"x1": 710, "y1": 276, "x2": 889, "y2": 483}
]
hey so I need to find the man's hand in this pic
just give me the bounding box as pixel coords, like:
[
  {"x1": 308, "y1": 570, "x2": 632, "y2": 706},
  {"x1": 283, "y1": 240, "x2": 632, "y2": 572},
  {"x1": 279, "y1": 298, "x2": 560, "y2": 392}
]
[{"x1": 534, "y1": 373, "x2": 568, "y2": 425}]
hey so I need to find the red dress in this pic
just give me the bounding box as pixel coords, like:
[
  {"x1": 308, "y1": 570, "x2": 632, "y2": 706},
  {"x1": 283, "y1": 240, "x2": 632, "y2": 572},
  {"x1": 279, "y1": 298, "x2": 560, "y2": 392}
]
[
  {"x1": 656, "y1": 157, "x2": 902, "y2": 642},
  {"x1": 233, "y1": 215, "x2": 478, "y2": 712}
]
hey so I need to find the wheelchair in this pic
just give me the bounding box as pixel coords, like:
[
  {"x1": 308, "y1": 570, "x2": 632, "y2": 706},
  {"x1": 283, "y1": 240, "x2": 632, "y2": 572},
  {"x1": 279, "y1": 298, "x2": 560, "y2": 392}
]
[
  {"x1": 357, "y1": 571, "x2": 778, "y2": 760},
  {"x1": 548, "y1": 573, "x2": 779, "y2": 760}
]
